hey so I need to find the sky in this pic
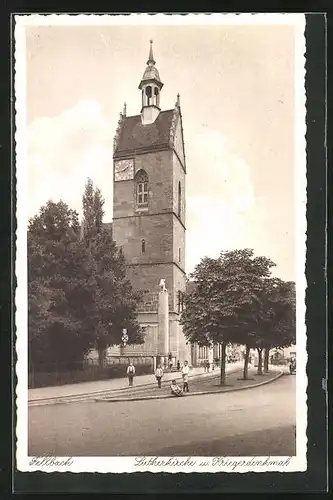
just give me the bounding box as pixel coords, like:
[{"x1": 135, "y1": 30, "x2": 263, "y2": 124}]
[{"x1": 25, "y1": 20, "x2": 299, "y2": 280}]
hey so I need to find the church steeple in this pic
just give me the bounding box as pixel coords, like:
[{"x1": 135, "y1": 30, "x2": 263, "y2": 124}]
[
  {"x1": 139, "y1": 40, "x2": 164, "y2": 125},
  {"x1": 147, "y1": 39, "x2": 155, "y2": 65}
]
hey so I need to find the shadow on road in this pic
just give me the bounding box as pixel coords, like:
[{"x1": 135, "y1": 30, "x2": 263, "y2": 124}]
[{"x1": 149, "y1": 425, "x2": 296, "y2": 457}]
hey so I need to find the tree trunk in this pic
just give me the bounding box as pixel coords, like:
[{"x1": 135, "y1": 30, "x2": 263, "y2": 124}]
[
  {"x1": 257, "y1": 347, "x2": 263, "y2": 375},
  {"x1": 98, "y1": 347, "x2": 106, "y2": 368},
  {"x1": 264, "y1": 348, "x2": 270, "y2": 373},
  {"x1": 243, "y1": 345, "x2": 250, "y2": 380},
  {"x1": 220, "y1": 342, "x2": 227, "y2": 385}
]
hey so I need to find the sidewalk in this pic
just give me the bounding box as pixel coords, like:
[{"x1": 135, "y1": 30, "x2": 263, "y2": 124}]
[
  {"x1": 97, "y1": 366, "x2": 283, "y2": 402},
  {"x1": 28, "y1": 363, "x2": 243, "y2": 402}
]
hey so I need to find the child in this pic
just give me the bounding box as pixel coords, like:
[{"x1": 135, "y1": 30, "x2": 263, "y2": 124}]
[
  {"x1": 170, "y1": 379, "x2": 183, "y2": 397},
  {"x1": 181, "y1": 360, "x2": 190, "y2": 392},
  {"x1": 127, "y1": 362, "x2": 135, "y2": 386},
  {"x1": 155, "y1": 365, "x2": 164, "y2": 388}
]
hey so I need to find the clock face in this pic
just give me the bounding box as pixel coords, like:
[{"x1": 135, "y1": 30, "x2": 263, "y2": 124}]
[{"x1": 114, "y1": 159, "x2": 134, "y2": 181}]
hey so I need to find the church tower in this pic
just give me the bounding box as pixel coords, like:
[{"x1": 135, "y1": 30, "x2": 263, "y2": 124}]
[{"x1": 112, "y1": 41, "x2": 190, "y2": 363}]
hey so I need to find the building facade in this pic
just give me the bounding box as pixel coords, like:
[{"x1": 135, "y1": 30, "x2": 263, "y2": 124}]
[{"x1": 111, "y1": 41, "x2": 191, "y2": 364}]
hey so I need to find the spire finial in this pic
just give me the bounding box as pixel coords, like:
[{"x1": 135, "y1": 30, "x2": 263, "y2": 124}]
[
  {"x1": 147, "y1": 39, "x2": 155, "y2": 65},
  {"x1": 123, "y1": 102, "x2": 127, "y2": 117},
  {"x1": 176, "y1": 93, "x2": 180, "y2": 107}
]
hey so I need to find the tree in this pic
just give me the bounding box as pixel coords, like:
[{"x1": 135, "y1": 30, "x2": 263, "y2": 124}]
[
  {"x1": 259, "y1": 278, "x2": 296, "y2": 374},
  {"x1": 28, "y1": 201, "x2": 96, "y2": 369},
  {"x1": 28, "y1": 190, "x2": 144, "y2": 372},
  {"x1": 81, "y1": 179, "x2": 143, "y2": 366},
  {"x1": 236, "y1": 277, "x2": 296, "y2": 376},
  {"x1": 181, "y1": 249, "x2": 276, "y2": 384},
  {"x1": 82, "y1": 178, "x2": 104, "y2": 240}
]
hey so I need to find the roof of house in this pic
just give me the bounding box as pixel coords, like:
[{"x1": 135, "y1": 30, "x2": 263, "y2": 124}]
[{"x1": 114, "y1": 109, "x2": 174, "y2": 155}]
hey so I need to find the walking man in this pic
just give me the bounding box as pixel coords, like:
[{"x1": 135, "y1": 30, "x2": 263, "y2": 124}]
[
  {"x1": 181, "y1": 360, "x2": 190, "y2": 393},
  {"x1": 168, "y1": 352, "x2": 173, "y2": 371},
  {"x1": 155, "y1": 364, "x2": 164, "y2": 388},
  {"x1": 127, "y1": 362, "x2": 135, "y2": 387}
]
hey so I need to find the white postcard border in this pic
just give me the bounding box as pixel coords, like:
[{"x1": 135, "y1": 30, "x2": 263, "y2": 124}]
[{"x1": 15, "y1": 12, "x2": 307, "y2": 474}]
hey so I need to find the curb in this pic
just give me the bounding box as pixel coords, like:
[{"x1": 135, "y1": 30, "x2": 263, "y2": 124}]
[
  {"x1": 96, "y1": 370, "x2": 284, "y2": 403},
  {"x1": 28, "y1": 367, "x2": 243, "y2": 406}
]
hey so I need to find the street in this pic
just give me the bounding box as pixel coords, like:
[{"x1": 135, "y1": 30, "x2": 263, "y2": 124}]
[{"x1": 29, "y1": 374, "x2": 295, "y2": 457}]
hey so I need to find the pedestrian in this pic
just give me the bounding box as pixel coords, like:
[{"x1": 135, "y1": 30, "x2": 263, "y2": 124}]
[
  {"x1": 168, "y1": 352, "x2": 173, "y2": 371},
  {"x1": 155, "y1": 364, "x2": 164, "y2": 388},
  {"x1": 170, "y1": 379, "x2": 183, "y2": 397},
  {"x1": 127, "y1": 362, "x2": 135, "y2": 386},
  {"x1": 177, "y1": 360, "x2": 180, "y2": 371},
  {"x1": 181, "y1": 360, "x2": 190, "y2": 392}
]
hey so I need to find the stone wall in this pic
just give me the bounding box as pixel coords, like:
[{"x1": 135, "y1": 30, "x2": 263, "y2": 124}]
[
  {"x1": 113, "y1": 213, "x2": 173, "y2": 265},
  {"x1": 126, "y1": 263, "x2": 174, "y2": 312},
  {"x1": 173, "y1": 218, "x2": 186, "y2": 271},
  {"x1": 172, "y1": 152, "x2": 186, "y2": 226},
  {"x1": 113, "y1": 149, "x2": 174, "y2": 219},
  {"x1": 112, "y1": 140, "x2": 188, "y2": 363}
]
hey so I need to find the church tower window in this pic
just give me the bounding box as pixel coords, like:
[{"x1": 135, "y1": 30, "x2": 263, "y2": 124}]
[
  {"x1": 178, "y1": 181, "x2": 182, "y2": 218},
  {"x1": 145, "y1": 85, "x2": 152, "y2": 106},
  {"x1": 137, "y1": 182, "x2": 148, "y2": 205},
  {"x1": 135, "y1": 169, "x2": 149, "y2": 209},
  {"x1": 141, "y1": 239, "x2": 146, "y2": 254},
  {"x1": 177, "y1": 290, "x2": 184, "y2": 313},
  {"x1": 154, "y1": 87, "x2": 159, "y2": 106}
]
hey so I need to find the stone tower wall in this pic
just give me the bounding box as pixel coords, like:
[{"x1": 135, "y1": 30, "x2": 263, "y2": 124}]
[{"x1": 112, "y1": 111, "x2": 188, "y2": 362}]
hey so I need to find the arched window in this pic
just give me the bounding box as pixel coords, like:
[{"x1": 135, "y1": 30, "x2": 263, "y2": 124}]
[
  {"x1": 178, "y1": 247, "x2": 181, "y2": 262},
  {"x1": 177, "y1": 290, "x2": 184, "y2": 313},
  {"x1": 154, "y1": 87, "x2": 159, "y2": 106},
  {"x1": 135, "y1": 169, "x2": 149, "y2": 208},
  {"x1": 141, "y1": 239, "x2": 146, "y2": 254},
  {"x1": 145, "y1": 86, "x2": 152, "y2": 105},
  {"x1": 178, "y1": 181, "x2": 181, "y2": 217}
]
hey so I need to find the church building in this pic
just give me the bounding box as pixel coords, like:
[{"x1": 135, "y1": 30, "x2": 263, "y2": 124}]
[{"x1": 111, "y1": 41, "x2": 191, "y2": 365}]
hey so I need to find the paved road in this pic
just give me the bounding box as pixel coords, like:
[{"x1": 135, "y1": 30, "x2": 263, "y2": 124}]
[{"x1": 28, "y1": 373, "x2": 296, "y2": 457}]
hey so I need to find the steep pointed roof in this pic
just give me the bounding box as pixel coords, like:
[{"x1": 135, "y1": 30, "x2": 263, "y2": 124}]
[
  {"x1": 147, "y1": 39, "x2": 155, "y2": 65},
  {"x1": 114, "y1": 109, "x2": 174, "y2": 156},
  {"x1": 139, "y1": 40, "x2": 163, "y2": 89}
]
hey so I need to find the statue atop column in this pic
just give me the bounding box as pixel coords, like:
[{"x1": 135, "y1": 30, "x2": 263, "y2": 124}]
[{"x1": 159, "y1": 279, "x2": 167, "y2": 292}]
